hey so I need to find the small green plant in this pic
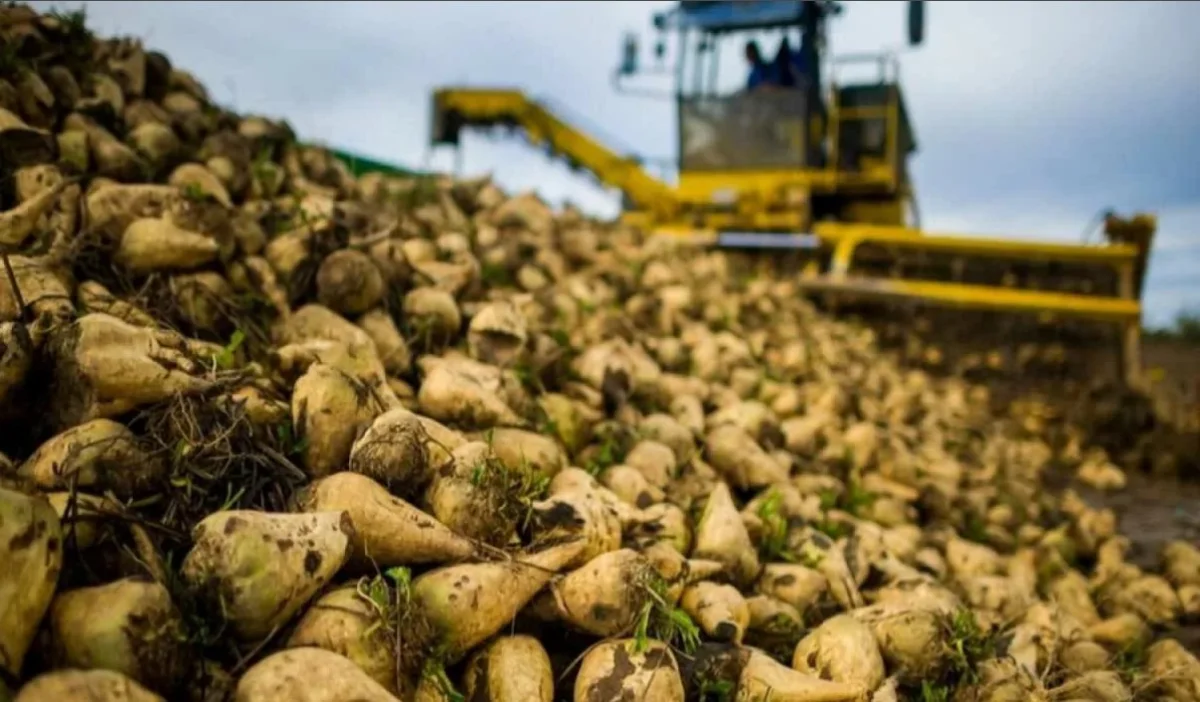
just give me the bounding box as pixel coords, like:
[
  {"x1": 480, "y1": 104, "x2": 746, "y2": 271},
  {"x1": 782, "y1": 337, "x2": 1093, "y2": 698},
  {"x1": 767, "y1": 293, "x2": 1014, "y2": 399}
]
[
  {"x1": 251, "y1": 145, "x2": 274, "y2": 177},
  {"x1": 531, "y1": 403, "x2": 560, "y2": 440},
  {"x1": 480, "y1": 262, "x2": 514, "y2": 288},
  {"x1": 422, "y1": 658, "x2": 464, "y2": 702},
  {"x1": 744, "y1": 611, "x2": 806, "y2": 665},
  {"x1": 1112, "y1": 640, "x2": 1148, "y2": 686},
  {"x1": 160, "y1": 550, "x2": 229, "y2": 650},
  {"x1": 218, "y1": 481, "x2": 247, "y2": 511},
  {"x1": 356, "y1": 569, "x2": 463, "y2": 700},
  {"x1": 510, "y1": 360, "x2": 545, "y2": 395},
  {"x1": 961, "y1": 511, "x2": 990, "y2": 545},
  {"x1": 180, "y1": 182, "x2": 212, "y2": 202},
  {"x1": 696, "y1": 676, "x2": 735, "y2": 701},
  {"x1": 274, "y1": 420, "x2": 309, "y2": 457},
  {"x1": 47, "y1": 6, "x2": 92, "y2": 51},
  {"x1": 547, "y1": 327, "x2": 570, "y2": 348},
  {"x1": 584, "y1": 429, "x2": 629, "y2": 477},
  {"x1": 404, "y1": 314, "x2": 442, "y2": 355},
  {"x1": 0, "y1": 40, "x2": 25, "y2": 74},
  {"x1": 815, "y1": 481, "x2": 875, "y2": 518},
  {"x1": 812, "y1": 518, "x2": 850, "y2": 541},
  {"x1": 755, "y1": 489, "x2": 796, "y2": 562},
  {"x1": 840, "y1": 480, "x2": 875, "y2": 516},
  {"x1": 358, "y1": 566, "x2": 412, "y2": 639},
  {"x1": 920, "y1": 680, "x2": 950, "y2": 702},
  {"x1": 632, "y1": 574, "x2": 702, "y2": 655},
  {"x1": 627, "y1": 257, "x2": 647, "y2": 285},
  {"x1": 796, "y1": 540, "x2": 825, "y2": 569},
  {"x1": 267, "y1": 192, "x2": 316, "y2": 235},
  {"x1": 212, "y1": 329, "x2": 246, "y2": 370},
  {"x1": 942, "y1": 609, "x2": 994, "y2": 684},
  {"x1": 469, "y1": 445, "x2": 550, "y2": 532}
]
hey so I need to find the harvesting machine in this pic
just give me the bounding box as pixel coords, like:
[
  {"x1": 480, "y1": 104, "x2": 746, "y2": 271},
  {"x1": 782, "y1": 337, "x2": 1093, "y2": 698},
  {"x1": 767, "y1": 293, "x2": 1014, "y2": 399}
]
[{"x1": 427, "y1": 0, "x2": 1157, "y2": 389}]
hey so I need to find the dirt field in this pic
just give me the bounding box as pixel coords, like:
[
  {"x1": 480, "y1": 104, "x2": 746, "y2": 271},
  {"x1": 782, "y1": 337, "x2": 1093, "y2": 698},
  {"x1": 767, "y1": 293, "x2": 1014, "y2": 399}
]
[
  {"x1": 1075, "y1": 471, "x2": 1200, "y2": 649},
  {"x1": 1144, "y1": 338, "x2": 1200, "y2": 430},
  {"x1": 1086, "y1": 339, "x2": 1200, "y2": 647}
]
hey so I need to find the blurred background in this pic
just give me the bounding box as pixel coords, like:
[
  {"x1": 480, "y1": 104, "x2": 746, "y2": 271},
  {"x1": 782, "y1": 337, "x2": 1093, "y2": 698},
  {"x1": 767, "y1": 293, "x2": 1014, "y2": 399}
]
[{"x1": 29, "y1": 0, "x2": 1200, "y2": 328}]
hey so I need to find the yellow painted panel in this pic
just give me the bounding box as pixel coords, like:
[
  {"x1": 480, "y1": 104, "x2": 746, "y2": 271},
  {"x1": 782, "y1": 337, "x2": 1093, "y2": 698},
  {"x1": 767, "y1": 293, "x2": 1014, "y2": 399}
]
[{"x1": 839, "y1": 198, "x2": 906, "y2": 227}]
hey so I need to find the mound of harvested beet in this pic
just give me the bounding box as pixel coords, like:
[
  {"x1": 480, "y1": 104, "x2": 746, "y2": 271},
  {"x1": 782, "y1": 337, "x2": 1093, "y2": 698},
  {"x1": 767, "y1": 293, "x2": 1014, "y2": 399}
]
[{"x1": 2, "y1": 4, "x2": 1198, "y2": 701}]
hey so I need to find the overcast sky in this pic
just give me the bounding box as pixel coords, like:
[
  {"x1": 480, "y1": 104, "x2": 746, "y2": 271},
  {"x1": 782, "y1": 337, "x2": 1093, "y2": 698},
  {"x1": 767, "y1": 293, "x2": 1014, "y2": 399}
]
[{"x1": 32, "y1": 0, "x2": 1200, "y2": 326}]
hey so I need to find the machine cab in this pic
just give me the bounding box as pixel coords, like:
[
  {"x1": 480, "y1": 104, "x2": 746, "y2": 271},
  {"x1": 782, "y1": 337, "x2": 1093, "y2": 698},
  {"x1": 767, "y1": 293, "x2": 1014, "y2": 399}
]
[{"x1": 616, "y1": 0, "x2": 923, "y2": 225}]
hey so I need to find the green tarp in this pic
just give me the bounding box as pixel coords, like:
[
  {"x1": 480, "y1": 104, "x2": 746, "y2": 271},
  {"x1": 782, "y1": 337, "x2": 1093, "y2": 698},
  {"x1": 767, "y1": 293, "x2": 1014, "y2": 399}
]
[{"x1": 327, "y1": 147, "x2": 424, "y2": 178}]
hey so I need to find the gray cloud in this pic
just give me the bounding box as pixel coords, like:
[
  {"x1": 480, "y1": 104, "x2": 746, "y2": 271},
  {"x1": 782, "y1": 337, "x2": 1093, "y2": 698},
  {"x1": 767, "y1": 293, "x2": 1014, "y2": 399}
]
[{"x1": 32, "y1": 0, "x2": 1200, "y2": 324}]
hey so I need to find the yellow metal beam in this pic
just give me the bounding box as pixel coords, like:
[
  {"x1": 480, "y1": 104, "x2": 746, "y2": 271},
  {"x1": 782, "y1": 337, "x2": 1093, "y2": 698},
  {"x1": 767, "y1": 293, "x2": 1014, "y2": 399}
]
[
  {"x1": 813, "y1": 221, "x2": 1141, "y2": 263},
  {"x1": 674, "y1": 165, "x2": 895, "y2": 202},
  {"x1": 434, "y1": 88, "x2": 677, "y2": 211},
  {"x1": 798, "y1": 276, "x2": 1141, "y2": 323}
]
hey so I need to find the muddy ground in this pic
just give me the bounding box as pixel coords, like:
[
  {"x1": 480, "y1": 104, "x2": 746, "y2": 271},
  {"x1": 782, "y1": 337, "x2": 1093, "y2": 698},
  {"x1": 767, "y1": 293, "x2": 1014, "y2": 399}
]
[{"x1": 1074, "y1": 471, "x2": 1200, "y2": 650}]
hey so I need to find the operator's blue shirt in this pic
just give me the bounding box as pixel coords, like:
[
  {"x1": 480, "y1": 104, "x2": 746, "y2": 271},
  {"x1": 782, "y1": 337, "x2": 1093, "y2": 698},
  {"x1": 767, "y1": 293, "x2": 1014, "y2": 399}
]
[
  {"x1": 791, "y1": 50, "x2": 809, "y2": 77},
  {"x1": 747, "y1": 62, "x2": 777, "y2": 90}
]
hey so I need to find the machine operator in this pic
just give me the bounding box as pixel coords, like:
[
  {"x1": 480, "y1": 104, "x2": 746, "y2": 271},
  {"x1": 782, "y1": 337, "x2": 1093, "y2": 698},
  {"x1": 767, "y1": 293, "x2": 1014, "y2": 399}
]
[
  {"x1": 745, "y1": 39, "x2": 810, "y2": 92},
  {"x1": 744, "y1": 40, "x2": 779, "y2": 91},
  {"x1": 774, "y1": 37, "x2": 811, "y2": 89}
]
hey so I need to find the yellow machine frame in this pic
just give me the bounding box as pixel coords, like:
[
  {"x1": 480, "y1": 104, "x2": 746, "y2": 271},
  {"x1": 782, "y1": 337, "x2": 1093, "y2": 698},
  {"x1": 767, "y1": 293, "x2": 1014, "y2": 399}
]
[{"x1": 430, "y1": 84, "x2": 908, "y2": 225}]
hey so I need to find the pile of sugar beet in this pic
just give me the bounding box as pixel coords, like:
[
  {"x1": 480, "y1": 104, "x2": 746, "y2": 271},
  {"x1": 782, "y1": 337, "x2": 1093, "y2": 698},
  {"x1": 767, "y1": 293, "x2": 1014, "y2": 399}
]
[{"x1": 3, "y1": 5, "x2": 1200, "y2": 702}]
